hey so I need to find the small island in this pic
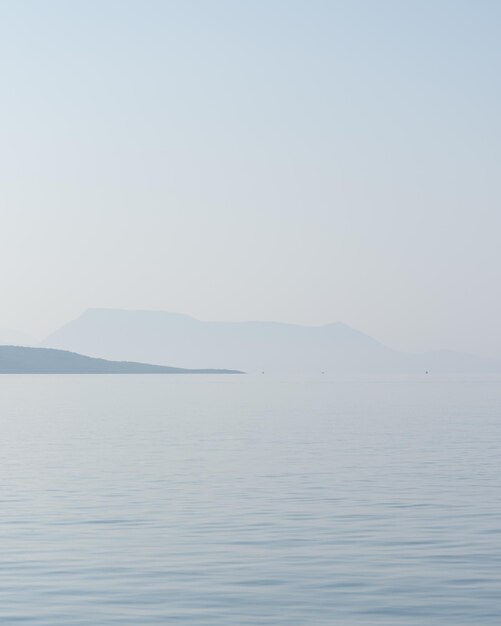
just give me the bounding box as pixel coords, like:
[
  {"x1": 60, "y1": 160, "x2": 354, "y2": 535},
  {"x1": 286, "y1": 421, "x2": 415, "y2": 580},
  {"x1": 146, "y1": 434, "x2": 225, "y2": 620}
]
[{"x1": 0, "y1": 346, "x2": 243, "y2": 375}]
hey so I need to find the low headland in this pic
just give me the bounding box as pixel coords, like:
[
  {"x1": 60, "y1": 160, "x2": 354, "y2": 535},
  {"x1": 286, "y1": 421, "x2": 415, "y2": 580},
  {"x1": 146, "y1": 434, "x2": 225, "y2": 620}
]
[{"x1": 0, "y1": 345, "x2": 243, "y2": 374}]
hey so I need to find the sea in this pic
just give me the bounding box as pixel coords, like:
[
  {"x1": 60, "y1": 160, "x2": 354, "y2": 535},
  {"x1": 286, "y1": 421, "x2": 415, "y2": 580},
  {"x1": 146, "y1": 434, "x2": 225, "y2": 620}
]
[{"x1": 1, "y1": 374, "x2": 500, "y2": 625}]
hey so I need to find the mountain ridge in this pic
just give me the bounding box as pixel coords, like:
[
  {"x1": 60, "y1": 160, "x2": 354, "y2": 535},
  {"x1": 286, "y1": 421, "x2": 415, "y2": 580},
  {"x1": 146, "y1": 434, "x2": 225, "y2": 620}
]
[{"x1": 41, "y1": 308, "x2": 501, "y2": 374}]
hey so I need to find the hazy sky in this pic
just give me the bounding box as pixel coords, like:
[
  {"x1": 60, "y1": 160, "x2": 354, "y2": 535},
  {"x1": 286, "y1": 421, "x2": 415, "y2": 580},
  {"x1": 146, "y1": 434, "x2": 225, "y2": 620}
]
[{"x1": 1, "y1": 0, "x2": 500, "y2": 357}]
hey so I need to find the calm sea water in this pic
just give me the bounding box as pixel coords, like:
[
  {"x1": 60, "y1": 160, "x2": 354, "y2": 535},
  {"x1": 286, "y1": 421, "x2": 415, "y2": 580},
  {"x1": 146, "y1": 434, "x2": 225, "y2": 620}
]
[{"x1": 1, "y1": 374, "x2": 500, "y2": 625}]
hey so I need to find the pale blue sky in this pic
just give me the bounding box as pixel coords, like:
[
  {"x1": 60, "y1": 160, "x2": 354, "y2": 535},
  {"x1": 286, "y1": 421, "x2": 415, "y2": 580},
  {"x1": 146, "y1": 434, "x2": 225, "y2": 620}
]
[{"x1": 1, "y1": 0, "x2": 500, "y2": 357}]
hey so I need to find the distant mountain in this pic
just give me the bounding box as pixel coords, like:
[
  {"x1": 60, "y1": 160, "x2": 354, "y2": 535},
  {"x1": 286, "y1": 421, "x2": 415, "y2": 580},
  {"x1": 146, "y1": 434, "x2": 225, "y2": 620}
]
[
  {"x1": 41, "y1": 308, "x2": 501, "y2": 374},
  {"x1": 0, "y1": 345, "x2": 242, "y2": 374}
]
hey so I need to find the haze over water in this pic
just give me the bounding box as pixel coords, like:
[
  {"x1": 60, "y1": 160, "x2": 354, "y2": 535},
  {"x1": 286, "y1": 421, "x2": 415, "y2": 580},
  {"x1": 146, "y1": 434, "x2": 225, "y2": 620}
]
[{"x1": 1, "y1": 374, "x2": 500, "y2": 625}]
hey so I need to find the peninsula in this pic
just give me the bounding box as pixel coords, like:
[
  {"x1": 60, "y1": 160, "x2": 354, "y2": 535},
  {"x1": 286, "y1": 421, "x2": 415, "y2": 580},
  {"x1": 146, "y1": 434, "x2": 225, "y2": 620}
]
[{"x1": 0, "y1": 345, "x2": 243, "y2": 374}]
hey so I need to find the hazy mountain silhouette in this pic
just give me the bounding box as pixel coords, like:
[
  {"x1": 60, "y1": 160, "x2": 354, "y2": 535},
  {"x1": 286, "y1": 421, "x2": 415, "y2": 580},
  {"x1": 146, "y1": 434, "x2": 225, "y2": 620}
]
[
  {"x1": 0, "y1": 345, "x2": 242, "y2": 374},
  {"x1": 41, "y1": 308, "x2": 501, "y2": 374}
]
